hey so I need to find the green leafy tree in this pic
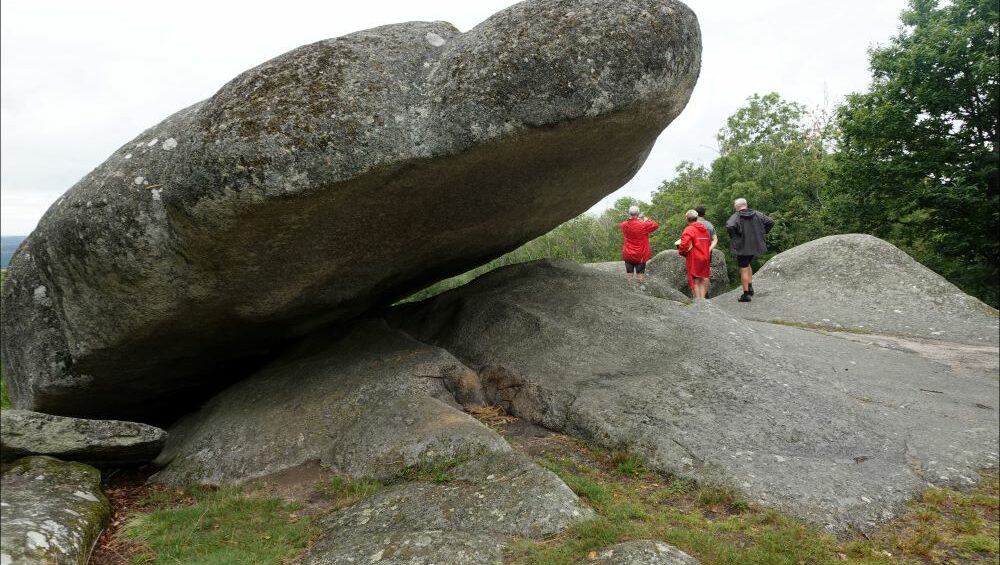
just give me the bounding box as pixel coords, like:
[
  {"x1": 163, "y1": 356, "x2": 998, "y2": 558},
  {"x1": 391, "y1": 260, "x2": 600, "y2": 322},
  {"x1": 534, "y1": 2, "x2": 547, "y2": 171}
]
[
  {"x1": 710, "y1": 93, "x2": 836, "y2": 255},
  {"x1": 652, "y1": 93, "x2": 837, "y2": 283},
  {"x1": 835, "y1": 0, "x2": 999, "y2": 304},
  {"x1": 649, "y1": 162, "x2": 714, "y2": 252}
]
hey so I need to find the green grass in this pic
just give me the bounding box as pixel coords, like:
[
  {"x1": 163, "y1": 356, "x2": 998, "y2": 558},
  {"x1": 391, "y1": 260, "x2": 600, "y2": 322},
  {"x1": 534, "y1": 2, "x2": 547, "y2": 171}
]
[
  {"x1": 0, "y1": 358, "x2": 10, "y2": 409},
  {"x1": 843, "y1": 472, "x2": 1000, "y2": 562},
  {"x1": 397, "y1": 453, "x2": 474, "y2": 483},
  {"x1": 511, "y1": 454, "x2": 839, "y2": 564},
  {"x1": 605, "y1": 450, "x2": 647, "y2": 477},
  {"x1": 317, "y1": 476, "x2": 383, "y2": 510},
  {"x1": 120, "y1": 486, "x2": 312, "y2": 565},
  {"x1": 507, "y1": 449, "x2": 1000, "y2": 565}
]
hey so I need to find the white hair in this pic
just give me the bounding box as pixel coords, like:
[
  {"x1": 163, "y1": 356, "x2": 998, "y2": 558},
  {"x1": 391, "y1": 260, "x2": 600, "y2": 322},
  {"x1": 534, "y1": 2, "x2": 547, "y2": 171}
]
[
  {"x1": 734, "y1": 198, "x2": 748, "y2": 210},
  {"x1": 628, "y1": 205, "x2": 640, "y2": 217},
  {"x1": 685, "y1": 209, "x2": 699, "y2": 221}
]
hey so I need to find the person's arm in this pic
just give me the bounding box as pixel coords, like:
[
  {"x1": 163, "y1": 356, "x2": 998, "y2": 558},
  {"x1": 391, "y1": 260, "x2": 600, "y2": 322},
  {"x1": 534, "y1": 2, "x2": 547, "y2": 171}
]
[
  {"x1": 759, "y1": 212, "x2": 774, "y2": 234},
  {"x1": 709, "y1": 232, "x2": 718, "y2": 252},
  {"x1": 677, "y1": 230, "x2": 693, "y2": 256},
  {"x1": 645, "y1": 219, "x2": 659, "y2": 233}
]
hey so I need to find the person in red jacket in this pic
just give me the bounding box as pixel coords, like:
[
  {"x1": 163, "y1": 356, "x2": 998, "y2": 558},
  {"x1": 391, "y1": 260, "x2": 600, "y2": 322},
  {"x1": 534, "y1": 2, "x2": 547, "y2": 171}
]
[
  {"x1": 677, "y1": 209, "x2": 712, "y2": 298},
  {"x1": 620, "y1": 205, "x2": 659, "y2": 281}
]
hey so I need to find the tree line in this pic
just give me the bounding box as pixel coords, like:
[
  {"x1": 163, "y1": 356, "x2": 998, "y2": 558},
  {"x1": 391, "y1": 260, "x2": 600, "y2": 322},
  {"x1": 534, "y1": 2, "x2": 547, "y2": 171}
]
[{"x1": 410, "y1": 0, "x2": 997, "y2": 307}]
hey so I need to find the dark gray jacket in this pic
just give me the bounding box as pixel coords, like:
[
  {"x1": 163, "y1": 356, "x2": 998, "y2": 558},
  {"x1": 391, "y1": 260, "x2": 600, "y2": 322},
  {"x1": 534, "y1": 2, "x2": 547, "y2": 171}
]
[{"x1": 725, "y1": 208, "x2": 774, "y2": 256}]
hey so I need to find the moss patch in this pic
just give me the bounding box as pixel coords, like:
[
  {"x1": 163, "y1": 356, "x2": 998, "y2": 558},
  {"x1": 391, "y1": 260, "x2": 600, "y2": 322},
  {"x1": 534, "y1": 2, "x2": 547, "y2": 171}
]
[{"x1": 1, "y1": 358, "x2": 10, "y2": 409}]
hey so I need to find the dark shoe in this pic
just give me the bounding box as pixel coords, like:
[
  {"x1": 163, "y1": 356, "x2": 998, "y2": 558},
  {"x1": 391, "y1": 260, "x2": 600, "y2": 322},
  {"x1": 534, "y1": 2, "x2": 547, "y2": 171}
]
[
  {"x1": 747, "y1": 284, "x2": 754, "y2": 296},
  {"x1": 737, "y1": 293, "x2": 751, "y2": 303}
]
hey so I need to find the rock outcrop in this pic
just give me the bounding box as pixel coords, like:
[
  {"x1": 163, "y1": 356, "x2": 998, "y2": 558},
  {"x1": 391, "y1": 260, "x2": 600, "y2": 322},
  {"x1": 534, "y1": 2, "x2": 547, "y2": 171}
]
[
  {"x1": 1, "y1": 410, "x2": 166, "y2": 466},
  {"x1": 716, "y1": 234, "x2": 998, "y2": 344},
  {"x1": 580, "y1": 260, "x2": 693, "y2": 301},
  {"x1": 306, "y1": 452, "x2": 594, "y2": 564},
  {"x1": 1, "y1": 0, "x2": 701, "y2": 421},
  {"x1": 155, "y1": 319, "x2": 597, "y2": 562},
  {"x1": 0, "y1": 456, "x2": 110, "y2": 565},
  {"x1": 152, "y1": 320, "x2": 510, "y2": 485},
  {"x1": 388, "y1": 260, "x2": 999, "y2": 530},
  {"x1": 646, "y1": 248, "x2": 729, "y2": 297}
]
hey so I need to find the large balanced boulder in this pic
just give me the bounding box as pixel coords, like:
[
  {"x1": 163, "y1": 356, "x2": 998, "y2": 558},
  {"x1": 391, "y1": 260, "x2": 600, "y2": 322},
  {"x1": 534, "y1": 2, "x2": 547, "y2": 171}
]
[
  {"x1": 388, "y1": 260, "x2": 999, "y2": 530},
  {"x1": 1, "y1": 0, "x2": 701, "y2": 421},
  {"x1": 1, "y1": 456, "x2": 110, "y2": 565},
  {"x1": 152, "y1": 320, "x2": 510, "y2": 485},
  {"x1": 306, "y1": 451, "x2": 594, "y2": 564},
  {"x1": 1, "y1": 410, "x2": 166, "y2": 466},
  {"x1": 646, "y1": 248, "x2": 729, "y2": 297},
  {"x1": 716, "y1": 234, "x2": 998, "y2": 344}
]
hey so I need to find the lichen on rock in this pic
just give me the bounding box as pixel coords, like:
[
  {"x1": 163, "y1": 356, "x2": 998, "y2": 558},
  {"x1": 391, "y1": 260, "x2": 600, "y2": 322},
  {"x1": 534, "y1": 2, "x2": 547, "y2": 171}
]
[
  {"x1": 1, "y1": 410, "x2": 166, "y2": 466},
  {"x1": 0, "y1": 456, "x2": 110, "y2": 565},
  {"x1": 1, "y1": 0, "x2": 701, "y2": 423}
]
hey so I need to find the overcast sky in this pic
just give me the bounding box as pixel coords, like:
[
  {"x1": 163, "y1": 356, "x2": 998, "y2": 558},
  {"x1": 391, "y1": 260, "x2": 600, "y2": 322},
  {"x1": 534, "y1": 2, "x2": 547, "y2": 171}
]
[{"x1": 0, "y1": 0, "x2": 909, "y2": 236}]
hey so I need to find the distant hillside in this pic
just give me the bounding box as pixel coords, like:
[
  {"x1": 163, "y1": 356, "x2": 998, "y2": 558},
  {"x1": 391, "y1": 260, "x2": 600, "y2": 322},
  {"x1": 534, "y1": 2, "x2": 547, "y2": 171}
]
[{"x1": 1, "y1": 236, "x2": 27, "y2": 268}]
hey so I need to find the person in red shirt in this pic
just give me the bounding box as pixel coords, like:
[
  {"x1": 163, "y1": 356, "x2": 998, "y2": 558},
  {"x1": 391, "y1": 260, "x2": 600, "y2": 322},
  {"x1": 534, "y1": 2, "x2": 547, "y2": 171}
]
[
  {"x1": 677, "y1": 209, "x2": 712, "y2": 298},
  {"x1": 620, "y1": 205, "x2": 659, "y2": 281}
]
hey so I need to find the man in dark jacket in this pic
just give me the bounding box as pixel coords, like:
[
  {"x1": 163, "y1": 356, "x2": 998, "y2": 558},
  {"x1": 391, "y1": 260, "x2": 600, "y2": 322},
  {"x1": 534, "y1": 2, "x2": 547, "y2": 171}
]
[{"x1": 725, "y1": 198, "x2": 774, "y2": 303}]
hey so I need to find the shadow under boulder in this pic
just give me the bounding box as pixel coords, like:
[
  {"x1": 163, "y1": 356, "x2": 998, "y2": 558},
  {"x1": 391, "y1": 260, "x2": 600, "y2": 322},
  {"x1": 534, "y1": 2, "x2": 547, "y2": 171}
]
[
  {"x1": 152, "y1": 318, "x2": 598, "y2": 563},
  {"x1": 152, "y1": 320, "x2": 509, "y2": 485}
]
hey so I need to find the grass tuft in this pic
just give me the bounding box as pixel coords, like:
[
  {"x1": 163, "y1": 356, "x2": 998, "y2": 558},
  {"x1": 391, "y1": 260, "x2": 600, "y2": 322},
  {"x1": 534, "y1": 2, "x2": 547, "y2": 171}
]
[
  {"x1": 0, "y1": 358, "x2": 10, "y2": 409},
  {"x1": 397, "y1": 453, "x2": 473, "y2": 484},
  {"x1": 317, "y1": 476, "x2": 382, "y2": 511},
  {"x1": 605, "y1": 450, "x2": 646, "y2": 477},
  {"x1": 120, "y1": 486, "x2": 311, "y2": 565}
]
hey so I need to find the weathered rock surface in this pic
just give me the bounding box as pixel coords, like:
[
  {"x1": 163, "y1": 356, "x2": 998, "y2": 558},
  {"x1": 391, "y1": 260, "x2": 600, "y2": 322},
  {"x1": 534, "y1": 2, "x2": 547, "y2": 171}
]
[
  {"x1": 582, "y1": 260, "x2": 691, "y2": 302},
  {"x1": 0, "y1": 456, "x2": 110, "y2": 565},
  {"x1": 717, "y1": 234, "x2": 998, "y2": 344},
  {"x1": 584, "y1": 540, "x2": 700, "y2": 564},
  {"x1": 646, "y1": 248, "x2": 729, "y2": 297},
  {"x1": 0, "y1": 410, "x2": 166, "y2": 466},
  {"x1": 308, "y1": 530, "x2": 505, "y2": 565},
  {"x1": 152, "y1": 320, "x2": 510, "y2": 485},
  {"x1": 1, "y1": 0, "x2": 701, "y2": 421},
  {"x1": 388, "y1": 260, "x2": 999, "y2": 530},
  {"x1": 306, "y1": 451, "x2": 594, "y2": 564}
]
